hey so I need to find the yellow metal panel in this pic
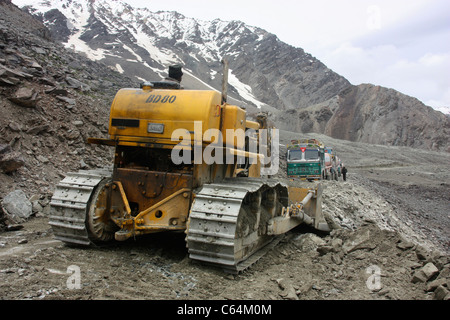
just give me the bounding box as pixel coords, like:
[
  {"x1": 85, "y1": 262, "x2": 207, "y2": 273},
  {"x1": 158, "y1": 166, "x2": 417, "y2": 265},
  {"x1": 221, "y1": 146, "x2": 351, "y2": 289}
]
[
  {"x1": 248, "y1": 161, "x2": 261, "y2": 178},
  {"x1": 135, "y1": 188, "x2": 191, "y2": 229},
  {"x1": 109, "y1": 88, "x2": 222, "y2": 143},
  {"x1": 226, "y1": 147, "x2": 262, "y2": 161},
  {"x1": 288, "y1": 187, "x2": 310, "y2": 204},
  {"x1": 221, "y1": 104, "x2": 246, "y2": 149},
  {"x1": 245, "y1": 120, "x2": 260, "y2": 130}
]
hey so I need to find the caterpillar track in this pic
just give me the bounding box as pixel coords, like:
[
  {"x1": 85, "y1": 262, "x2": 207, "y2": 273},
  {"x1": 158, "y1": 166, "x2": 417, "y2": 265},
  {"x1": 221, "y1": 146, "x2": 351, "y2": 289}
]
[
  {"x1": 186, "y1": 178, "x2": 289, "y2": 273},
  {"x1": 48, "y1": 169, "x2": 112, "y2": 246},
  {"x1": 49, "y1": 171, "x2": 321, "y2": 273},
  {"x1": 50, "y1": 172, "x2": 291, "y2": 273}
]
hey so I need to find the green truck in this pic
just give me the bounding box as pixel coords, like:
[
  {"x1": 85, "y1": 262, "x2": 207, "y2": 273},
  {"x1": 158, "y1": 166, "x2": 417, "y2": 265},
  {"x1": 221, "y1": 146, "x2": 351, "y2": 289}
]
[{"x1": 287, "y1": 139, "x2": 325, "y2": 180}]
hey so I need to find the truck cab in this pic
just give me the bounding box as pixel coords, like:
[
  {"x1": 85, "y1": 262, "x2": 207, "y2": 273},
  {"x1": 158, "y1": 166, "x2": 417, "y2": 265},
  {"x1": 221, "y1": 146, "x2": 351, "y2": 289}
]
[{"x1": 287, "y1": 139, "x2": 324, "y2": 180}]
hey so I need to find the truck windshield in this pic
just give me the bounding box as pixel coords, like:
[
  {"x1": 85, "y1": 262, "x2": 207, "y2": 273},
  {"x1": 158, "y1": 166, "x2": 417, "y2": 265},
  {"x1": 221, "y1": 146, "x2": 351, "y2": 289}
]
[
  {"x1": 288, "y1": 150, "x2": 303, "y2": 161},
  {"x1": 305, "y1": 149, "x2": 319, "y2": 160}
]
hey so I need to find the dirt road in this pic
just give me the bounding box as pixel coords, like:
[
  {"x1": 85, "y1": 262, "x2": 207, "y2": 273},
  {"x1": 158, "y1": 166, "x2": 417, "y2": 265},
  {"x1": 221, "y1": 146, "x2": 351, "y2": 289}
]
[{"x1": 1, "y1": 132, "x2": 449, "y2": 301}]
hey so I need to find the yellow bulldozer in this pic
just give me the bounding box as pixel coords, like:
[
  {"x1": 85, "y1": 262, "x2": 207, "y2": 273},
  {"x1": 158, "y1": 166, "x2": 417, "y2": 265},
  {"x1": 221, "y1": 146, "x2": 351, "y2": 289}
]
[{"x1": 49, "y1": 61, "x2": 330, "y2": 273}]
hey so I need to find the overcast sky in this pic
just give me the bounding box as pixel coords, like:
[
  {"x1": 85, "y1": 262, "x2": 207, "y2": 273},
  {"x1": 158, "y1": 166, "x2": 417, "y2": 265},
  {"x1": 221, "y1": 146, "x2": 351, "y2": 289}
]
[
  {"x1": 122, "y1": 0, "x2": 450, "y2": 113},
  {"x1": 13, "y1": 0, "x2": 450, "y2": 112}
]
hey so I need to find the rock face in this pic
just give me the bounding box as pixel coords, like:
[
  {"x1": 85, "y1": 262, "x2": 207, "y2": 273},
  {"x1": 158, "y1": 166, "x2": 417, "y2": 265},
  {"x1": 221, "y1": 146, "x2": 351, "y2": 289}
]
[
  {"x1": 330, "y1": 85, "x2": 449, "y2": 151},
  {"x1": 0, "y1": 0, "x2": 134, "y2": 205},
  {"x1": 278, "y1": 84, "x2": 450, "y2": 151}
]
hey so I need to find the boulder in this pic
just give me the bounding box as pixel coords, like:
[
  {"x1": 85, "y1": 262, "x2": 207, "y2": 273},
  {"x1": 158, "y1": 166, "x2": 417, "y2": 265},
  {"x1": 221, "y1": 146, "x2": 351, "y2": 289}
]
[
  {"x1": 411, "y1": 262, "x2": 439, "y2": 283},
  {"x1": 0, "y1": 144, "x2": 10, "y2": 156},
  {"x1": 9, "y1": 87, "x2": 39, "y2": 107},
  {"x1": 65, "y1": 76, "x2": 90, "y2": 92},
  {"x1": 31, "y1": 46, "x2": 47, "y2": 55},
  {"x1": 396, "y1": 239, "x2": 414, "y2": 250},
  {"x1": 26, "y1": 124, "x2": 50, "y2": 135},
  {"x1": 434, "y1": 285, "x2": 450, "y2": 300},
  {"x1": 293, "y1": 233, "x2": 326, "y2": 252},
  {"x1": 0, "y1": 77, "x2": 16, "y2": 86},
  {"x1": 0, "y1": 66, "x2": 26, "y2": 79},
  {"x1": 28, "y1": 60, "x2": 43, "y2": 71},
  {"x1": 45, "y1": 87, "x2": 69, "y2": 95},
  {"x1": 0, "y1": 151, "x2": 24, "y2": 173},
  {"x1": 56, "y1": 95, "x2": 76, "y2": 105},
  {"x1": 275, "y1": 278, "x2": 299, "y2": 300},
  {"x1": 0, "y1": 144, "x2": 24, "y2": 173},
  {"x1": 0, "y1": 65, "x2": 33, "y2": 86},
  {"x1": 426, "y1": 278, "x2": 447, "y2": 292},
  {"x1": 39, "y1": 77, "x2": 56, "y2": 86},
  {"x1": 342, "y1": 229, "x2": 372, "y2": 253},
  {"x1": 2, "y1": 190, "x2": 33, "y2": 223},
  {"x1": 317, "y1": 245, "x2": 334, "y2": 256},
  {"x1": 415, "y1": 245, "x2": 429, "y2": 260}
]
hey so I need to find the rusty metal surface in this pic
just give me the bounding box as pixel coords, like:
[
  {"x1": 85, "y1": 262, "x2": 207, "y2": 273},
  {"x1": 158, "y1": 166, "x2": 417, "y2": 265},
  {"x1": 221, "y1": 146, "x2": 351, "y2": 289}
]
[
  {"x1": 113, "y1": 168, "x2": 192, "y2": 212},
  {"x1": 105, "y1": 168, "x2": 194, "y2": 240}
]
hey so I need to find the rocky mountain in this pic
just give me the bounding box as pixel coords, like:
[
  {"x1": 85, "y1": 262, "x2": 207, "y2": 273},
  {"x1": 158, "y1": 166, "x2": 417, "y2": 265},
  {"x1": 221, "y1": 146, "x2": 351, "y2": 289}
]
[
  {"x1": 0, "y1": 0, "x2": 134, "y2": 202},
  {"x1": 20, "y1": 0, "x2": 350, "y2": 111},
  {"x1": 9, "y1": 0, "x2": 450, "y2": 152},
  {"x1": 279, "y1": 84, "x2": 450, "y2": 151}
]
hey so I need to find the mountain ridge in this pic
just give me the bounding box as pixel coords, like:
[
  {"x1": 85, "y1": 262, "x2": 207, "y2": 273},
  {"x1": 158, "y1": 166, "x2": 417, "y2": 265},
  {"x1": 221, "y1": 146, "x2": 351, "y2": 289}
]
[
  {"x1": 278, "y1": 83, "x2": 449, "y2": 151},
  {"x1": 20, "y1": 0, "x2": 351, "y2": 109},
  {"x1": 13, "y1": 0, "x2": 450, "y2": 151}
]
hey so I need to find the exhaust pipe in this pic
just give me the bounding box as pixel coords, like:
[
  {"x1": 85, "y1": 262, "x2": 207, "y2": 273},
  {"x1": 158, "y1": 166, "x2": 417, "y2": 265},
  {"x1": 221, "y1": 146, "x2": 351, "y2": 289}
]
[{"x1": 221, "y1": 58, "x2": 229, "y2": 104}]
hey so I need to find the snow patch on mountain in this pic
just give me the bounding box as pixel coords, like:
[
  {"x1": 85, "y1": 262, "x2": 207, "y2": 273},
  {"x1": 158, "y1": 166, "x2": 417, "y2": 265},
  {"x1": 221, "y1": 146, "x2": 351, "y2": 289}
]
[
  {"x1": 228, "y1": 70, "x2": 264, "y2": 109},
  {"x1": 19, "y1": 0, "x2": 269, "y2": 107},
  {"x1": 18, "y1": 0, "x2": 354, "y2": 112}
]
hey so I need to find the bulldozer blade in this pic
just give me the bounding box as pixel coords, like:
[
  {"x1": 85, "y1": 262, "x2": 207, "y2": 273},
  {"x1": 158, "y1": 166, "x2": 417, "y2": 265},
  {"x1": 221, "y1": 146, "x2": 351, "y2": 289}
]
[{"x1": 268, "y1": 183, "x2": 330, "y2": 235}]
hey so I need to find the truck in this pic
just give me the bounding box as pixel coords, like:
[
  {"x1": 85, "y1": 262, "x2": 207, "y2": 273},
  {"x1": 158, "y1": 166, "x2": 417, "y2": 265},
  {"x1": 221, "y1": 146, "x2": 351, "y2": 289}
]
[{"x1": 286, "y1": 139, "x2": 325, "y2": 181}]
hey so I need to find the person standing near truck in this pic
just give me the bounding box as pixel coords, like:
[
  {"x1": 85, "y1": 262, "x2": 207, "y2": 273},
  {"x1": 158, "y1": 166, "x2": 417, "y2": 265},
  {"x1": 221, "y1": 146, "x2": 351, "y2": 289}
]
[{"x1": 342, "y1": 165, "x2": 348, "y2": 181}]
